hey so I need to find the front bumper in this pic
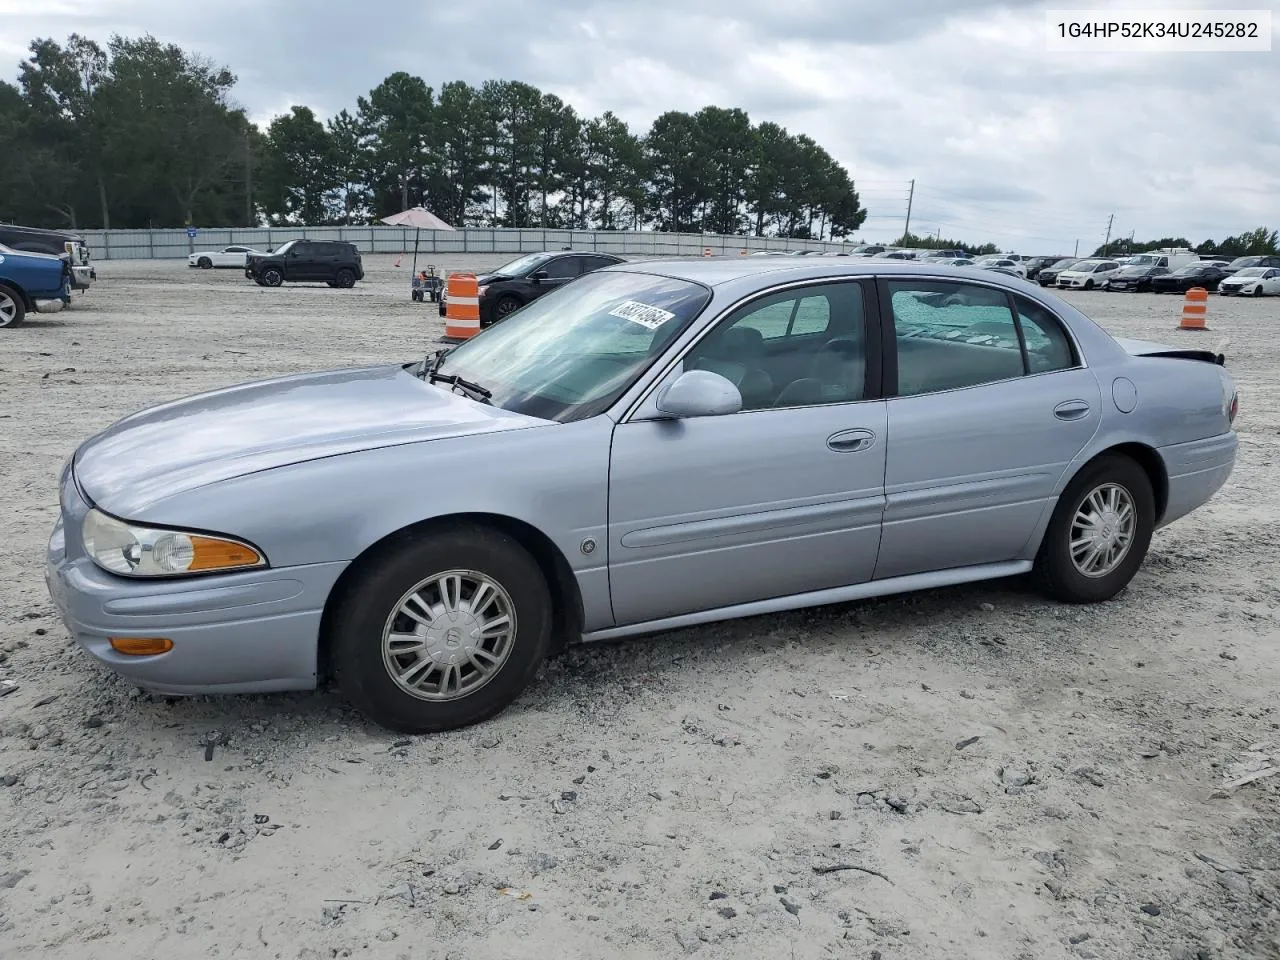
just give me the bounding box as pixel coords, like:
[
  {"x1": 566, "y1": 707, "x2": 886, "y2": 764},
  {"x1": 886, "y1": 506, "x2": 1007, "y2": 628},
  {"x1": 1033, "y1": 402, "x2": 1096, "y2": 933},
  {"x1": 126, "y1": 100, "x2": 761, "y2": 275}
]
[
  {"x1": 70, "y1": 265, "x2": 93, "y2": 290},
  {"x1": 45, "y1": 472, "x2": 347, "y2": 695}
]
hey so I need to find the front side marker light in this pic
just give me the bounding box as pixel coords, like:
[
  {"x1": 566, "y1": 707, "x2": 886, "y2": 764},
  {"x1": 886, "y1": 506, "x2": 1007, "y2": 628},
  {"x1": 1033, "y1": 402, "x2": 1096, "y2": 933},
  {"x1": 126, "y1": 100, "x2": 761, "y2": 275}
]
[{"x1": 109, "y1": 637, "x2": 174, "y2": 656}]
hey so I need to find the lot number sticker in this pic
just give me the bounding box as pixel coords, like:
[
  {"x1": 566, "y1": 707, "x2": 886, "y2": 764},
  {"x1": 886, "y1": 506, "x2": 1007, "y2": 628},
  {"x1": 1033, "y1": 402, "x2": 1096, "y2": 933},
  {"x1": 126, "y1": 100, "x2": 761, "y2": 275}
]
[{"x1": 609, "y1": 300, "x2": 676, "y2": 330}]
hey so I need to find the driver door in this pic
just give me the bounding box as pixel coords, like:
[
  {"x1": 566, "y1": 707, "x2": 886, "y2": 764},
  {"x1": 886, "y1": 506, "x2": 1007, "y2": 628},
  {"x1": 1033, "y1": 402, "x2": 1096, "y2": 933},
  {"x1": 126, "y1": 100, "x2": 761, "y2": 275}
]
[{"x1": 607, "y1": 279, "x2": 887, "y2": 626}]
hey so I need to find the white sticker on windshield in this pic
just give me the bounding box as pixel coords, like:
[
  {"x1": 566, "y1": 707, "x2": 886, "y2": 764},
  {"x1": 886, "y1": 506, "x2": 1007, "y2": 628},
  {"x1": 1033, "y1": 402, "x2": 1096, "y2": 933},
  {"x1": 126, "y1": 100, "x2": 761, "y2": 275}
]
[{"x1": 609, "y1": 300, "x2": 676, "y2": 330}]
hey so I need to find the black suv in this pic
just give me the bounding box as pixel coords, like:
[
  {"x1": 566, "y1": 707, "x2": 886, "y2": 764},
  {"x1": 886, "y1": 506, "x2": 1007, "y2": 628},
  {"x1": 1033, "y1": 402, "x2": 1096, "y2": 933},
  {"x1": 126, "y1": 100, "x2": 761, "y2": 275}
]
[
  {"x1": 246, "y1": 239, "x2": 364, "y2": 288},
  {"x1": 439, "y1": 250, "x2": 625, "y2": 324}
]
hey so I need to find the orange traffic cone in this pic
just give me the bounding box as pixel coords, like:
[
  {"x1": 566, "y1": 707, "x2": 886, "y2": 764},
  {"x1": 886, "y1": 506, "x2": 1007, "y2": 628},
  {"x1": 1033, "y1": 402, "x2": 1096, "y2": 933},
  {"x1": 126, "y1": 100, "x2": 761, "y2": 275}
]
[
  {"x1": 393, "y1": 254, "x2": 403, "y2": 268},
  {"x1": 1179, "y1": 287, "x2": 1208, "y2": 330}
]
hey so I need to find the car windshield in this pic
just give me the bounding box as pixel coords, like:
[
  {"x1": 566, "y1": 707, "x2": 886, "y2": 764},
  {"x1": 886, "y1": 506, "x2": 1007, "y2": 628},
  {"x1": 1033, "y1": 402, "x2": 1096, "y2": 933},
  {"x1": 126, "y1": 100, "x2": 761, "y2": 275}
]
[
  {"x1": 1227, "y1": 257, "x2": 1260, "y2": 269},
  {"x1": 272, "y1": 240, "x2": 297, "y2": 255},
  {"x1": 1172, "y1": 265, "x2": 1204, "y2": 275},
  {"x1": 1232, "y1": 267, "x2": 1267, "y2": 277},
  {"x1": 491, "y1": 252, "x2": 555, "y2": 277},
  {"x1": 1049, "y1": 259, "x2": 1078, "y2": 269},
  {"x1": 432, "y1": 270, "x2": 713, "y2": 423},
  {"x1": 1068, "y1": 261, "x2": 1099, "y2": 271},
  {"x1": 1117, "y1": 265, "x2": 1151, "y2": 275}
]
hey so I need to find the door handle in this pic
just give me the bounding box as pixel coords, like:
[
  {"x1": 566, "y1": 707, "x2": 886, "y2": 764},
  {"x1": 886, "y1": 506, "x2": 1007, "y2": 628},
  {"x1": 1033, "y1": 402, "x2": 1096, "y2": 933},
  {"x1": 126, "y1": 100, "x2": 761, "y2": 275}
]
[
  {"x1": 827, "y1": 428, "x2": 876, "y2": 452},
  {"x1": 1054, "y1": 400, "x2": 1090, "y2": 421}
]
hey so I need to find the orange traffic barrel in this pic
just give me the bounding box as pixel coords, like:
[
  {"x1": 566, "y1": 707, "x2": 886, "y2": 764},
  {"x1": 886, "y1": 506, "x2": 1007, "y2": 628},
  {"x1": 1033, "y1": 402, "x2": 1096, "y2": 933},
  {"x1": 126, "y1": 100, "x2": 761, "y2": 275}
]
[
  {"x1": 703, "y1": 246, "x2": 712, "y2": 257},
  {"x1": 1179, "y1": 287, "x2": 1208, "y2": 330},
  {"x1": 444, "y1": 272, "x2": 481, "y2": 340}
]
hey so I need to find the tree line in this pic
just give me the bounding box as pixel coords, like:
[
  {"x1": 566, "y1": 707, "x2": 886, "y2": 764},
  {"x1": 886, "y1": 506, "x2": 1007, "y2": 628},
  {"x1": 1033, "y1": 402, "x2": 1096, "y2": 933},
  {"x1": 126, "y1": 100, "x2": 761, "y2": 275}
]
[
  {"x1": 1094, "y1": 227, "x2": 1279, "y2": 259},
  {"x1": 0, "y1": 33, "x2": 866, "y2": 239}
]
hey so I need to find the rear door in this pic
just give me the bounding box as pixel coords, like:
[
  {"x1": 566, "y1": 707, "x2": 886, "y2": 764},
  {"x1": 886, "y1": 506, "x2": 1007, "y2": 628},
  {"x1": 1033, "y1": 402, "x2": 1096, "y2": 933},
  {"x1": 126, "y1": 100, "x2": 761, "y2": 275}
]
[{"x1": 873, "y1": 277, "x2": 1102, "y2": 580}]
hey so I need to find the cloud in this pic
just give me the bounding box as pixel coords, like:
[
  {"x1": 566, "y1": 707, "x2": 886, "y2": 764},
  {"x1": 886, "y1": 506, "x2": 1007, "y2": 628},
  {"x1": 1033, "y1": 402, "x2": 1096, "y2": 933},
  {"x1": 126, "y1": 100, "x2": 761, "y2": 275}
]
[{"x1": 4, "y1": 0, "x2": 1277, "y2": 250}]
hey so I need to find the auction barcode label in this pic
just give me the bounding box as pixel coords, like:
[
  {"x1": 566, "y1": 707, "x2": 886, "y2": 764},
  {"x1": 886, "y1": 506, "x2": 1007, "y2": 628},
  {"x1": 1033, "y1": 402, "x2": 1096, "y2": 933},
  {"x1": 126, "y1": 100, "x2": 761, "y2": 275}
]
[
  {"x1": 1045, "y1": 9, "x2": 1272, "y2": 50},
  {"x1": 609, "y1": 300, "x2": 676, "y2": 329}
]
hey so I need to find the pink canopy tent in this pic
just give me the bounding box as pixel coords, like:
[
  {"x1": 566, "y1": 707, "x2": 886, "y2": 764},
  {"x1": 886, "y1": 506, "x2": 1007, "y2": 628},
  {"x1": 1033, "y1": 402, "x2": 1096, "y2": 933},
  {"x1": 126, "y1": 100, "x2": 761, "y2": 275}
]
[{"x1": 379, "y1": 207, "x2": 455, "y2": 278}]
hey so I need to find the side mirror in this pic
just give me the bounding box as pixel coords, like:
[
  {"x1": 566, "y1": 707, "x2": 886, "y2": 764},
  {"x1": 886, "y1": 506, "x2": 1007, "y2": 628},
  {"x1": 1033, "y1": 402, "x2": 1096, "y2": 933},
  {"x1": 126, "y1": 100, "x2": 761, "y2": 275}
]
[
  {"x1": 654, "y1": 369, "x2": 742, "y2": 418},
  {"x1": 530, "y1": 270, "x2": 548, "y2": 283}
]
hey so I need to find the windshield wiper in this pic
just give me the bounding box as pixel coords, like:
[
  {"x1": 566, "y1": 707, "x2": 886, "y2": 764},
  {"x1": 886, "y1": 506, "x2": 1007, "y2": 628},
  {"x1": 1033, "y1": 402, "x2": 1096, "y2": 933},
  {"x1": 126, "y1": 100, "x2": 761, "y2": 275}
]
[{"x1": 429, "y1": 371, "x2": 492, "y2": 403}]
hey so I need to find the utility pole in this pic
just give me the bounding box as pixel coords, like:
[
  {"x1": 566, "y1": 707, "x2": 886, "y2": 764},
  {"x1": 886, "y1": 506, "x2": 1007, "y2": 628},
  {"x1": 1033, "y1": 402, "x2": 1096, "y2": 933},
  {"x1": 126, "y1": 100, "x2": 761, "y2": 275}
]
[
  {"x1": 902, "y1": 179, "x2": 915, "y2": 241},
  {"x1": 1074, "y1": 239, "x2": 1079, "y2": 257},
  {"x1": 244, "y1": 131, "x2": 253, "y2": 226},
  {"x1": 1102, "y1": 213, "x2": 1114, "y2": 255}
]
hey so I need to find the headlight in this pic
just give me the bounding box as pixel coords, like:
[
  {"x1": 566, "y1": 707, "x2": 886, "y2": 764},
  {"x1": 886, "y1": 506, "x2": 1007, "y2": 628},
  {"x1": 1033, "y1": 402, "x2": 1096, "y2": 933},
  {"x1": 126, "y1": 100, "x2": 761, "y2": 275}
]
[
  {"x1": 81, "y1": 508, "x2": 266, "y2": 577},
  {"x1": 477, "y1": 284, "x2": 489, "y2": 298}
]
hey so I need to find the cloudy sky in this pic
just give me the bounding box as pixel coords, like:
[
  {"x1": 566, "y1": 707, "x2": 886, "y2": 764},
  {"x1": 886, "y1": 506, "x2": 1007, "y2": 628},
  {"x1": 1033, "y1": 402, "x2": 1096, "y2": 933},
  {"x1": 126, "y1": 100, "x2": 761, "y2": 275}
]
[{"x1": 2, "y1": 0, "x2": 1277, "y2": 252}]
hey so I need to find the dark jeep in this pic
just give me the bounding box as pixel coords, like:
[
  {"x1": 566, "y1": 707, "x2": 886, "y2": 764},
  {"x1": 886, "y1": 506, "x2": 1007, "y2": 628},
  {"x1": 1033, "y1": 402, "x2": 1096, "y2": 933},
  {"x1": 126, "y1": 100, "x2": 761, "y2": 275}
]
[{"x1": 245, "y1": 239, "x2": 364, "y2": 288}]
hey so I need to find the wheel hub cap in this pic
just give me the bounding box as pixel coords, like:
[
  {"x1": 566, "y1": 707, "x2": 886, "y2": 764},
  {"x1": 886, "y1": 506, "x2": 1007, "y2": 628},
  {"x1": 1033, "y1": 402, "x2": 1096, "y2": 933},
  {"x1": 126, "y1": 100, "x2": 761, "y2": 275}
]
[
  {"x1": 381, "y1": 570, "x2": 516, "y2": 702},
  {"x1": 1069, "y1": 483, "x2": 1137, "y2": 578}
]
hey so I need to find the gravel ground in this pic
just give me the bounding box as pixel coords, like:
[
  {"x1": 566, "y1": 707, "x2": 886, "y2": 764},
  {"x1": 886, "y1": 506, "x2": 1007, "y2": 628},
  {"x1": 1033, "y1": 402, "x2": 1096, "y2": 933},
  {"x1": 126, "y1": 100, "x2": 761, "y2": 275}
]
[{"x1": 1, "y1": 255, "x2": 1278, "y2": 960}]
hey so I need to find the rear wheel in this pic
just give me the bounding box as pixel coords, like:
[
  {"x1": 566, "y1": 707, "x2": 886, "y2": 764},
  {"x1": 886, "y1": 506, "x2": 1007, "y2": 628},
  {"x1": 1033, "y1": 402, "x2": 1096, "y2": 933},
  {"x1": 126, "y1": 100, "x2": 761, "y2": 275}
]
[
  {"x1": 261, "y1": 267, "x2": 283, "y2": 287},
  {"x1": 0, "y1": 286, "x2": 25, "y2": 328},
  {"x1": 335, "y1": 268, "x2": 356, "y2": 288},
  {"x1": 331, "y1": 524, "x2": 552, "y2": 733},
  {"x1": 1033, "y1": 455, "x2": 1154, "y2": 604}
]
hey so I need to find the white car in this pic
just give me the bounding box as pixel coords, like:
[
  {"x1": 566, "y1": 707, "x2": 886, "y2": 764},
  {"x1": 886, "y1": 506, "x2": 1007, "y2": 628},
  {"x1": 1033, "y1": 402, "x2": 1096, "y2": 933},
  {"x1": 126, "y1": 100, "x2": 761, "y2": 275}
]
[
  {"x1": 975, "y1": 257, "x2": 1028, "y2": 278},
  {"x1": 188, "y1": 245, "x2": 262, "y2": 269},
  {"x1": 1218, "y1": 266, "x2": 1280, "y2": 297},
  {"x1": 1056, "y1": 259, "x2": 1121, "y2": 290}
]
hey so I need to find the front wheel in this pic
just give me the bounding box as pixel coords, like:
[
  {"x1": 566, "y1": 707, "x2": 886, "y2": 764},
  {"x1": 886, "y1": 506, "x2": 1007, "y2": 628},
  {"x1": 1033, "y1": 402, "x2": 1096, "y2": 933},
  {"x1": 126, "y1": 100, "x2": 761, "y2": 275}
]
[
  {"x1": 1254, "y1": 285, "x2": 1265, "y2": 297},
  {"x1": 494, "y1": 294, "x2": 522, "y2": 320},
  {"x1": 1032, "y1": 455, "x2": 1154, "y2": 604},
  {"x1": 261, "y1": 268, "x2": 283, "y2": 287},
  {"x1": 1084, "y1": 279, "x2": 1095, "y2": 290},
  {"x1": 198, "y1": 257, "x2": 213, "y2": 269},
  {"x1": 331, "y1": 524, "x2": 552, "y2": 733}
]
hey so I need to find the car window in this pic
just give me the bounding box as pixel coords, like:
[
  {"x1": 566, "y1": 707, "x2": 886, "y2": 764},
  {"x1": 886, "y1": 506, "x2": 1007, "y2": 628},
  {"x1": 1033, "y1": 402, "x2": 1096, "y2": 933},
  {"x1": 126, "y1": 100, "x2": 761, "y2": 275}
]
[
  {"x1": 226, "y1": 246, "x2": 245, "y2": 253},
  {"x1": 541, "y1": 256, "x2": 581, "y2": 280},
  {"x1": 1013, "y1": 296, "x2": 1077, "y2": 374},
  {"x1": 581, "y1": 256, "x2": 618, "y2": 272},
  {"x1": 684, "y1": 281, "x2": 866, "y2": 411},
  {"x1": 888, "y1": 280, "x2": 1026, "y2": 397}
]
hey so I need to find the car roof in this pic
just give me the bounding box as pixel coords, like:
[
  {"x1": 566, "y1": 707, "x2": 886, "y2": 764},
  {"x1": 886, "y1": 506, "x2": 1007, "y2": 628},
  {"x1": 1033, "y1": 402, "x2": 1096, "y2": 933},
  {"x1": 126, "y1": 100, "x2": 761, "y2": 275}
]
[{"x1": 606, "y1": 256, "x2": 1049, "y2": 289}]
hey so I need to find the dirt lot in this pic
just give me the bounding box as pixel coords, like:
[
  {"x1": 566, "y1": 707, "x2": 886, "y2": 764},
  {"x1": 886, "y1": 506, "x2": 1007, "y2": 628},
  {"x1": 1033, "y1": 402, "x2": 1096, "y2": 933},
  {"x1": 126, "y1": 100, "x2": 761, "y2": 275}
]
[{"x1": 1, "y1": 255, "x2": 1278, "y2": 960}]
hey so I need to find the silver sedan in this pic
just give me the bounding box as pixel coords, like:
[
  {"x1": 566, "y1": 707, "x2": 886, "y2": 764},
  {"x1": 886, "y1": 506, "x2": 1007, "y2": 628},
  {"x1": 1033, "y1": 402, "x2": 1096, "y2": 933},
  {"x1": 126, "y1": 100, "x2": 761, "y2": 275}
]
[{"x1": 46, "y1": 260, "x2": 1240, "y2": 732}]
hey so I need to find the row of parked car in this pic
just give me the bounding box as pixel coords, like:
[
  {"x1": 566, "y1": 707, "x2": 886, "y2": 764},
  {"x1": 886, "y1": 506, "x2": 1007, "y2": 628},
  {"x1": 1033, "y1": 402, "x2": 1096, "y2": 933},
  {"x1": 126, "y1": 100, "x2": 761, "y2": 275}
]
[
  {"x1": 0, "y1": 222, "x2": 96, "y2": 329},
  {"x1": 1034, "y1": 252, "x2": 1280, "y2": 296}
]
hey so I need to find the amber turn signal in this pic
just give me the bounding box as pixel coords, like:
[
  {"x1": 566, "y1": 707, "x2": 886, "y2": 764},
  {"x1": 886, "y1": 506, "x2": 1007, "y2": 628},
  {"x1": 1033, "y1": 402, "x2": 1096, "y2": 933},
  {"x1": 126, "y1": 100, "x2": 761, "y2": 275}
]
[
  {"x1": 109, "y1": 637, "x2": 174, "y2": 656},
  {"x1": 187, "y1": 535, "x2": 264, "y2": 572}
]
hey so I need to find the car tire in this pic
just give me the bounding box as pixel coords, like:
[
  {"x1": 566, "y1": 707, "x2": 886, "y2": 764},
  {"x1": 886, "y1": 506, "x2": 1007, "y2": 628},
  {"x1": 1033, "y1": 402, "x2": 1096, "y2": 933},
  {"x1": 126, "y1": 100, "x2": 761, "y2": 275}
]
[
  {"x1": 198, "y1": 257, "x2": 213, "y2": 269},
  {"x1": 1084, "y1": 279, "x2": 1094, "y2": 290},
  {"x1": 0, "y1": 285, "x2": 26, "y2": 329},
  {"x1": 330, "y1": 523, "x2": 553, "y2": 733},
  {"x1": 335, "y1": 269, "x2": 356, "y2": 288},
  {"x1": 1032, "y1": 454, "x2": 1155, "y2": 605},
  {"x1": 261, "y1": 268, "x2": 283, "y2": 287},
  {"x1": 1254, "y1": 285, "x2": 1264, "y2": 297},
  {"x1": 494, "y1": 294, "x2": 522, "y2": 320}
]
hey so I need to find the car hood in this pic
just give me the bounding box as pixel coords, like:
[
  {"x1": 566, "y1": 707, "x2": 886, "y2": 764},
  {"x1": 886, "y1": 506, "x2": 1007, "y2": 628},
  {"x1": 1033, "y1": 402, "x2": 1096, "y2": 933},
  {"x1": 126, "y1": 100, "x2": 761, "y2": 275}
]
[{"x1": 72, "y1": 364, "x2": 547, "y2": 517}]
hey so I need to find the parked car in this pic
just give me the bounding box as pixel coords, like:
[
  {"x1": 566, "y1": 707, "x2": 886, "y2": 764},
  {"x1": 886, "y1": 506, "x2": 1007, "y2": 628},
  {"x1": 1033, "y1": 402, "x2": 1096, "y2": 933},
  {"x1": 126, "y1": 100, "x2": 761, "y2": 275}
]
[
  {"x1": 1220, "y1": 254, "x2": 1280, "y2": 277},
  {"x1": 976, "y1": 257, "x2": 1028, "y2": 278},
  {"x1": 873, "y1": 250, "x2": 913, "y2": 260},
  {"x1": 1150, "y1": 263, "x2": 1230, "y2": 293},
  {"x1": 1037, "y1": 258, "x2": 1081, "y2": 287},
  {"x1": 245, "y1": 239, "x2": 364, "y2": 288},
  {"x1": 1104, "y1": 264, "x2": 1170, "y2": 292},
  {"x1": 1056, "y1": 259, "x2": 1121, "y2": 290},
  {"x1": 1217, "y1": 266, "x2": 1280, "y2": 297},
  {"x1": 1024, "y1": 256, "x2": 1069, "y2": 280},
  {"x1": 46, "y1": 259, "x2": 1240, "y2": 732},
  {"x1": 849, "y1": 244, "x2": 886, "y2": 256},
  {"x1": 0, "y1": 244, "x2": 73, "y2": 328},
  {"x1": 0, "y1": 222, "x2": 94, "y2": 292},
  {"x1": 438, "y1": 250, "x2": 625, "y2": 325},
  {"x1": 189, "y1": 245, "x2": 263, "y2": 269},
  {"x1": 932, "y1": 258, "x2": 976, "y2": 267}
]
